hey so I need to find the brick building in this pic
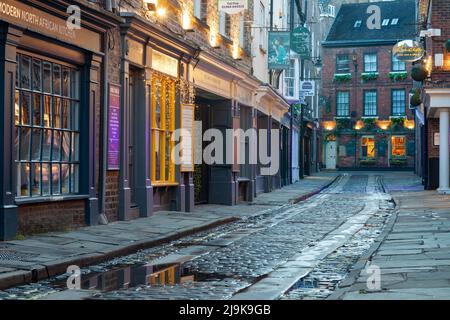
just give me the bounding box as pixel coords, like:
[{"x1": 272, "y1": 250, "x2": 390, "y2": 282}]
[
  {"x1": 417, "y1": 0, "x2": 450, "y2": 191},
  {"x1": 320, "y1": 0, "x2": 417, "y2": 170}
]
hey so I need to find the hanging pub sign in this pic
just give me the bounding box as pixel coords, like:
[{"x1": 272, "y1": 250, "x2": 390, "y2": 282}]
[
  {"x1": 300, "y1": 81, "x2": 315, "y2": 97},
  {"x1": 291, "y1": 26, "x2": 311, "y2": 58},
  {"x1": 218, "y1": 0, "x2": 248, "y2": 14},
  {"x1": 268, "y1": 31, "x2": 291, "y2": 70},
  {"x1": 393, "y1": 40, "x2": 424, "y2": 62},
  {"x1": 108, "y1": 84, "x2": 121, "y2": 170}
]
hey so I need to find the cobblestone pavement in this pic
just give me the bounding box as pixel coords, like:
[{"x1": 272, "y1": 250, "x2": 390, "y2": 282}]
[{"x1": 0, "y1": 172, "x2": 413, "y2": 300}]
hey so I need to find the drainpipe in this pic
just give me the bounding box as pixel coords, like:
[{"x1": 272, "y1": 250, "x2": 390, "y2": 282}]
[{"x1": 98, "y1": 30, "x2": 111, "y2": 225}]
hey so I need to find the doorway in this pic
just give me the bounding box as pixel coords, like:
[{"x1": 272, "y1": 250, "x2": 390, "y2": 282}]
[{"x1": 326, "y1": 141, "x2": 337, "y2": 170}]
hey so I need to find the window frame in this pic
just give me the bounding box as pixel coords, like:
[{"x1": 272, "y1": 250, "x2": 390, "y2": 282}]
[
  {"x1": 336, "y1": 54, "x2": 350, "y2": 74},
  {"x1": 391, "y1": 89, "x2": 406, "y2": 116},
  {"x1": 391, "y1": 135, "x2": 406, "y2": 158},
  {"x1": 363, "y1": 90, "x2": 378, "y2": 116},
  {"x1": 391, "y1": 53, "x2": 406, "y2": 71},
  {"x1": 284, "y1": 59, "x2": 296, "y2": 98},
  {"x1": 336, "y1": 91, "x2": 350, "y2": 117},
  {"x1": 363, "y1": 53, "x2": 378, "y2": 73},
  {"x1": 361, "y1": 136, "x2": 376, "y2": 159},
  {"x1": 14, "y1": 52, "x2": 81, "y2": 199},
  {"x1": 151, "y1": 72, "x2": 177, "y2": 186}
]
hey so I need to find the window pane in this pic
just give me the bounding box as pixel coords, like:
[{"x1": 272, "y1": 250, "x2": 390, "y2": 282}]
[
  {"x1": 155, "y1": 81, "x2": 161, "y2": 129},
  {"x1": 42, "y1": 129, "x2": 52, "y2": 161},
  {"x1": 61, "y1": 164, "x2": 70, "y2": 194},
  {"x1": 31, "y1": 163, "x2": 41, "y2": 196},
  {"x1": 43, "y1": 62, "x2": 52, "y2": 93},
  {"x1": 52, "y1": 164, "x2": 60, "y2": 195},
  {"x1": 54, "y1": 97, "x2": 62, "y2": 128},
  {"x1": 32, "y1": 59, "x2": 42, "y2": 91},
  {"x1": 20, "y1": 127, "x2": 31, "y2": 161},
  {"x1": 33, "y1": 93, "x2": 42, "y2": 126},
  {"x1": 44, "y1": 95, "x2": 52, "y2": 127},
  {"x1": 21, "y1": 92, "x2": 31, "y2": 125},
  {"x1": 154, "y1": 131, "x2": 161, "y2": 181},
  {"x1": 62, "y1": 67, "x2": 70, "y2": 97},
  {"x1": 53, "y1": 64, "x2": 61, "y2": 95},
  {"x1": 21, "y1": 56, "x2": 31, "y2": 89},
  {"x1": 71, "y1": 164, "x2": 79, "y2": 193},
  {"x1": 392, "y1": 136, "x2": 406, "y2": 157},
  {"x1": 71, "y1": 133, "x2": 79, "y2": 162},
  {"x1": 70, "y1": 70, "x2": 80, "y2": 99},
  {"x1": 61, "y1": 131, "x2": 70, "y2": 161},
  {"x1": 52, "y1": 130, "x2": 61, "y2": 161},
  {"x1": 31, "y1": 128, "x2": 42, "y2": 161},
  {"x1": 71, "y1": 102, "x2": 80, "y2": 131},
  {"x1": 19, "y1": 163, "x2": 30, "y2": 196},
  {"x1": 62, "y1": 99, "x2": 70, "y2": 129},
  {"x1": 15, "y1": 91, "x2": 20, "y2": 125},
  {"x1": 42, "y1": 163, "x2": 51, "y2": 196}
]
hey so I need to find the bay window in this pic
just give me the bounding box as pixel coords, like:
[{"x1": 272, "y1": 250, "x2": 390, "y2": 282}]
[{"x1": 15, "y1": 53, "x2": 80, "y2": 198}]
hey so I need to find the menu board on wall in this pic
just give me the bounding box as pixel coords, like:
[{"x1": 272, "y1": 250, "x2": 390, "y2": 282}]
[
  {"x1": 108, "y1": 84, "x2": 121, "y2": 170},
  {"x1": 181, "y1": 104, "x2": 195, "y2": 172}
]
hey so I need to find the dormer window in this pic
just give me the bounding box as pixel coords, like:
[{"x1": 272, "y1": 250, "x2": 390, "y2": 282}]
[
  {"x1": 382, "y1": 19, "x2": 390, "y2": 26},
  {"x1": 354, "y1": 20, "x2": 362, "y2": 28},
  {"x1": 391, "y1": 18, "x2": 399, "y2": 25}
]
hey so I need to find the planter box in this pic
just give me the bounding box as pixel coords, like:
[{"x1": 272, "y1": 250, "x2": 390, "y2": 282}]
[
  {"x1": 360, "y1": 159, "x2": 377, "y2": 166},
  {"x1": 390, "y1": 159, "x2": 407, "y2": 166}
]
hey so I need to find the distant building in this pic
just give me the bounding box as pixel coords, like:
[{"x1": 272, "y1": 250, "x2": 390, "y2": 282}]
[
  {"x1": 320, "y1": 0, "x2": 417, "y2": 170},
  {"x1": 417, "y1": 0, "x2": 450, "y2": 192}
]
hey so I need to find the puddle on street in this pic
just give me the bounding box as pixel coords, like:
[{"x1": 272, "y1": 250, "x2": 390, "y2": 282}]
[{"x1": 51, "y1": 262, "x2": 228, "y2": 293}]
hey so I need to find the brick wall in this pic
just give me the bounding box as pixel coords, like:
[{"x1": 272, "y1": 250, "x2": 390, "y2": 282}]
[
  {"x1": 322, "y1": 46, "x2": 414, "y2": 121},
  {"x1": 428, "y1": 118, "x2": 439, "y2": 158},
  {"x1": 18, "y1": 200, "x2": 86, "y2": 235}
]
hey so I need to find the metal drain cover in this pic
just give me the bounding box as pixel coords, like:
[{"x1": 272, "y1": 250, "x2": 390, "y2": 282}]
[{"x1": 0, "y1": 249, "x2": 39, "y2": 261}]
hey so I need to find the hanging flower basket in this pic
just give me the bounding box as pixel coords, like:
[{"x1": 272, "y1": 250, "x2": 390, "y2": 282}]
[
  {"x1": 410, "y1": 90, "x2": 422, "y2": 107},
  {"x1": 411, "y1": 64, "x2": 428, "y2": 81},
  {"x1": 445, "y1": 39, "x2": 450, "y2": 52}
]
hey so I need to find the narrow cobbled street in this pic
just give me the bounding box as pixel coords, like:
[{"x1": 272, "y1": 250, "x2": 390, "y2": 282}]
[{"x1": 0, "y1": 173, "x2": 416, "y2": 300}]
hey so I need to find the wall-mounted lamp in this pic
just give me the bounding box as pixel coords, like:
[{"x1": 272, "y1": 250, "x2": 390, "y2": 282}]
[{"x1": 182, "y1": 10, "x2": 194, "y2": 31}]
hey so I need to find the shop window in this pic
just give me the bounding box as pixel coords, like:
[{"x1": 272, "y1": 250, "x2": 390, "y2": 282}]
[
  {"x1": 15, "y1": 53, "x2": 80, "y2": 198},
  {"x1": 361, "y1": 136, "x2": 375, "y2": 158},
  {"x1": 151, "y1": 73, "x2": 176, "y2": 185},
  {"x1": 391, "y1": 136, "x2": 406, "y2": 157}
]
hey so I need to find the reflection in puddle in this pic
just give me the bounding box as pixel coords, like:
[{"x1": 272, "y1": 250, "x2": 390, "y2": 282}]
[{"x1": 54, "y1": 263, "x2": 196, "y2": 292}]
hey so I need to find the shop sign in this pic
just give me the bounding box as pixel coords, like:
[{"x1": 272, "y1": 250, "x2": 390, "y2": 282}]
[
  {"x1": 300, "y1": 81, "x2": 315, "y2": 97},
  {"x1": 268, "y1": 31, "x2": 291, "y2": 70},
  {"x1": 108, "y1": 84, "x2": 121, "y2": 170},
  {"x1": 218, "y1": 1, "x2": 248, "y2": 14},
  {"x1": 192, "y1": 68, "x2": 232, "y2": 98},
  {"x1": 291, "y1": 26, "x2": 311, "y2": 58},
  {"x1": 152, "y1": 50, "x2": 179, "y2": 78},
  {"x1": 393, "y1": 40, "x2": 424, "y2": 62},
  {"x1": 0, "y1": 0, "x2": 100, "y2": 52},
  {"x1": 181, "y1": 104, "x2": 195, "y2": 172}
]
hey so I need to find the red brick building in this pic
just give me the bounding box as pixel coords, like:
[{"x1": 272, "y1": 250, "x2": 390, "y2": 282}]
[
  {"x1": 320, "y1": 0, "x2": 417, "y2": 170},
  {"x1": 417, "y1": 0, "x2": 450, "y2": 191}
]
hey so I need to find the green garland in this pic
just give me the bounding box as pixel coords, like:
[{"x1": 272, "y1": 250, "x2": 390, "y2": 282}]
[
  {"x1": 389, "y1": 71, "x2": 408, "y2": 82},
  {"x1": 361, "y1": 72, "x2": 379, "y2": 81},
  {"x1": 333, "y1": 73, "x2": 352, "y2": 82}
]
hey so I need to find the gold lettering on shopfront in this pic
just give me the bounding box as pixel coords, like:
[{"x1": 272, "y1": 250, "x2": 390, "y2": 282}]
[{"x1": 0, "y1": 0, "x2": 100, "y2": 52}]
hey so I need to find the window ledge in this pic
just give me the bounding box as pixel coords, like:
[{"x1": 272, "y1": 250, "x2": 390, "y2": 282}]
[
  {"x1": 15, "y1": 194, "x2": 90, "y2": 205},
  {"x1": 361, "y1": 116, "x2": 379, "y2": 119},
  {"x1": 152, "y1": 182, "x2": 179, "y2": 187},
  {"x1": 193, "y1": 17, "x2": 210, "y2": 30},
  {"x1": 389, "y1": 115, "x2": 406, "y2": 119}
]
